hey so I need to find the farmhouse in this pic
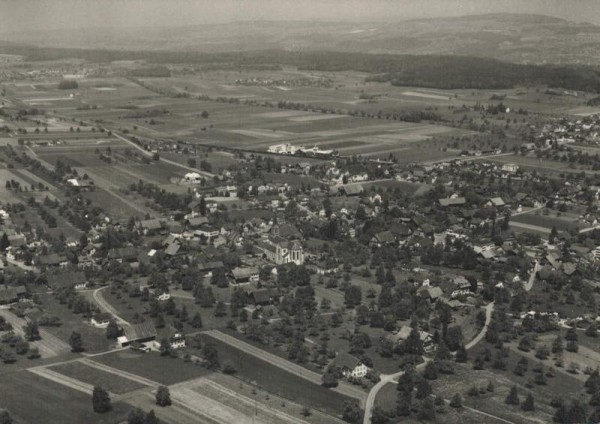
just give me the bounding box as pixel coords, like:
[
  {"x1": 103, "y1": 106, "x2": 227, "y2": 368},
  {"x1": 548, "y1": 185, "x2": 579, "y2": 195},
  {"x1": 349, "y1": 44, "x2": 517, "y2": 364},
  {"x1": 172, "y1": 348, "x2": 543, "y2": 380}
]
[
  {"x1": 107, "y1": 246, "x2": 138, "y2": 262},
  {"x1": 46, "y1": 271, "x2": 87, "y2": 290},
  {"x1": 333, "y1": 353, "x2": 368, "y2": 378},
  {"x1": 0, "y1": 285, "x2": 27, "y2": 304},
  {"x1": 90, "y1": 312, "x2": 112, "y2": 328},
  {"x1": 370, "y1": 231, "x2": 396, "y2": 247},
  {"x1": 248, "y1": 288, "x2": 279, "y2": 306},
  {"x1": 257, "y1": 236, "x2": 304, "y2": 265},
  {"x1": 118, "y1": 322, "x2": 157, "y2": 347},
  {"x1": 183, "y1": 172, "x2": 202, "y2": 183},
  {"x1": 169, "y1": 333, "x2": 186, "y2": 349},
  {"x1": 438, "y1": 197, "x2": 466, "y2": 207},
  {"x1": 231, "y1": 267, "x2": 259, "y2": 284},
  {"x1": 196, "y1": 224, "x2": 220, "y2": 239},
  {"x1": 37, "y1": 253, "x2": 68, "y2": 268},
  {"x1": 501, "y1": 163, "x2": 519, "y2": 173},
  {"x1": 186, "y1": 216, "x2": 208, "y2": 228}
]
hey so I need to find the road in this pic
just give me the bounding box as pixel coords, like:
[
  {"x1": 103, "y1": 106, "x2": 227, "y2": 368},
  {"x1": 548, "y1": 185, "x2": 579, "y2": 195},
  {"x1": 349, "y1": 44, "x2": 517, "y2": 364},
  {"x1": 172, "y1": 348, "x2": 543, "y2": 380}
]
[
  {"x1": 362, "y1": 359, "x2": 430, "y2": 424},
  {"x1": 112, "y1": 132, "x2": 215, "y2": 179},
  {"x1": 204, "y1": 329, "x2": 367, "y2": 404},
  {"x1": 362, "y1": 260, "x2": 540, "y2": 423},
  {"x1": 92, "y1": 286, "x2": 131, "y2": 326}
]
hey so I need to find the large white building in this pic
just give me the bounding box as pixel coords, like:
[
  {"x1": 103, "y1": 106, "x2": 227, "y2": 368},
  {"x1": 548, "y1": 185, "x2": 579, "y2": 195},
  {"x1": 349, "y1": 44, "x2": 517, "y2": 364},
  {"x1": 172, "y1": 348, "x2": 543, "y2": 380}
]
[{"x1": 257, "y1": 235, "x2": 304, "y2": 265}]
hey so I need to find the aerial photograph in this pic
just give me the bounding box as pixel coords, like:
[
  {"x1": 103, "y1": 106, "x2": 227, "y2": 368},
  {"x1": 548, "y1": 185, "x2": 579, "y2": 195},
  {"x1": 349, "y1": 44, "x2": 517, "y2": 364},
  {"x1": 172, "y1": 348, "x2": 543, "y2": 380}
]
[{"x1": 1, "y1": 0, "x2": 600, "y2": 422}]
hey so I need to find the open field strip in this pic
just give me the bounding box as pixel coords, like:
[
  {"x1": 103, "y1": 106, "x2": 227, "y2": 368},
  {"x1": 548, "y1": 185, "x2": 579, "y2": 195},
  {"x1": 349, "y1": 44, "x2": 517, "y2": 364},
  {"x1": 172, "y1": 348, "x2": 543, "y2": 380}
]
[
  {"x1": 79, "y1": 358, "x2": 157, "y2": 387},
  {"x1": 204, "y1": 329, "x2": 367, "y2": 404},
  {"x1": 288, "y1": 114, "x2": 346, "y2": 122},
  {"x1": 28, "y1": 366, "x2": 105, "y2": 396},
  {"x1": 171, "y1": 377, "x2": 315, "y2": 424}
]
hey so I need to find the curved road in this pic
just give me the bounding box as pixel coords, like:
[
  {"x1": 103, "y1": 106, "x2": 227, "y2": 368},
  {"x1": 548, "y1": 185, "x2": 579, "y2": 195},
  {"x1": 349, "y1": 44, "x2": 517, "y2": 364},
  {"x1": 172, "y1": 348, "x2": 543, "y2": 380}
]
[
  {"x1": 92, "y1": 286, "x2": 130, "y2": 326},
  {"x1": 362, "y1": 260, "x2": 540, "y2": 423}
]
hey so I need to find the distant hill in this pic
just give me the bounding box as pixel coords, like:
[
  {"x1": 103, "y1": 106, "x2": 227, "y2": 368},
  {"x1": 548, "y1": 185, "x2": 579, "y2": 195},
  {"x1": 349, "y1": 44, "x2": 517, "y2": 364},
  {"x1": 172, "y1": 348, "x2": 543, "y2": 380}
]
[{"x1": 1, "y1": 13, "x2": 600, "y2": 66}]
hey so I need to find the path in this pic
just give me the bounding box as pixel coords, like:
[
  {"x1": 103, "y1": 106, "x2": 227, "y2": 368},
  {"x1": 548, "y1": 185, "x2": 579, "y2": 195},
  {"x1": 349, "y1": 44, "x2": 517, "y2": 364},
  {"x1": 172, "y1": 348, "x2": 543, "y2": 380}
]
[
  {"x1": 112, "y1": 132, "x2": 215, "y2": 178},
  {"x1": 363, "y1": 260, "x2": 540, "y2": 423},
  {"x1": 362, "y1": 359, "x2": 430, "y2": 424},
  {"x1": 92, "y1": 286, "x2": 130, "y2": 326},
  {"x1": 204, "y1": 329, "x2": 367, "y2": 404}
]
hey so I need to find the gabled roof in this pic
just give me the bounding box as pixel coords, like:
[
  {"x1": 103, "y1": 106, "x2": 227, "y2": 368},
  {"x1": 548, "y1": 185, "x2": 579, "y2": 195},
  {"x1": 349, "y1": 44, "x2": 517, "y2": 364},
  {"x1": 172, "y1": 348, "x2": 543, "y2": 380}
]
[
  {"x1": 107, "y1": 246, "x2": 138, "y2": 261},
  {"x1": 438, "y1": 197, "x2": 466, "y2": 207},
  {"x1": 231, "y1": 267, "x2": 259, "y2": 280},
  {"x1": 333, "y1": 352, "x2": 361, "y2": 370},
  {"x1": 47, "y1": 271, "x2": 86, "y2": 289},
  {"x1": 164, "y1": 243, "x2": 181, "y2": 256},
  {"x1": 0, "y1": 285, "x2": 26, "y2": 303},
  {"x1": 38, "y1": 253, "x2": 66, "y2": 266},
  {"x1": 124, "y1": 322, "x2": 157, "y2": 341},
  {"x1": 373, "y1": 231, "x2": 396, "y2": 244},
  {"x1": 187, "y1": 216, "x2": 208, "y2": 227},
  {"x1": 139, "y1": 219, "x2": 164, "y2": 230}
]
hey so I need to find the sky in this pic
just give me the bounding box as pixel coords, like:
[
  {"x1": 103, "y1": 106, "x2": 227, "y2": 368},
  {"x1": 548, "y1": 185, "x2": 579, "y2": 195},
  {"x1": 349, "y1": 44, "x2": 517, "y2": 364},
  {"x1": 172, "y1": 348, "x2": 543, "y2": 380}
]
[{"x1": 1, "y1": 0, "x2": 600, "y2": 34}]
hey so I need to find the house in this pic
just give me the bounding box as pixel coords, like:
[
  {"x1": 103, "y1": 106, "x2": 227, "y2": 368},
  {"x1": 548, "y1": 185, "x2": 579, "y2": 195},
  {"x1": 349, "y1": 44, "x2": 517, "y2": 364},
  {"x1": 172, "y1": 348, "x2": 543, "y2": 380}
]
[
  {"x1": 502, "y1": 163, "x2": 519, "y2": 173},
  {"x1": 370, "y1": 231, "x2": 396, "y2": 247},
  {"x1": 387, "y1": 326, "x2": 435, "y2": 352},
  {"x1": 196, "y1": 224, "x2": 220, "y2": 239},
  {"x1": 169, "y1": 333, "x2": 186, "y2": 349},
  {"x1": 37, "y1": 253, "x2": 68, "y2": 268},
  {"x1": 138, "y1": 219, "x2": 165, "y2": 234},
  {"x1": 486, "y1": 197, "x2": 506, "y2": 208},
  {"x1": 90, "y1": 312, "x2": 112, "y2": 328},
  {"x1": 418, "y1": 285, "x2": 444, "y2": 302},
  {"x1": 118, "y1": 322, "x2": 157, "y2": 347},
  {"x1": 186, "y1": 216, "x2": 208, "y2": 228},
  {"x1": 248, "y1": 288, "x2": 279, "y2": 306},
  {"x1": 164, "y1": 242, "x2": 181, "y2": 257},
  {"x1": 0, "y1": 285, "x2": 27, "y2": 304},
  {"x1": 333, "y1": 353, "x2": 368, "y2": 378},
  {"x1": 46, "y1": 271, "x2": 87, "y2": 290},
  {"x1": 339, "y1": 184, "x2": 364, "y2": 197},
  {"x1": 438, "y1": 197, "x2": 466, "y2": 207},
  {"x1": 107, "y1": 246, "x2": 138, "y2": 263},
  {"x1": 257, "y1": 236, "x2": 304, "y2": 265},
  {"x1": 231, "y1": 267, "x2": 259, "y2": 284}
]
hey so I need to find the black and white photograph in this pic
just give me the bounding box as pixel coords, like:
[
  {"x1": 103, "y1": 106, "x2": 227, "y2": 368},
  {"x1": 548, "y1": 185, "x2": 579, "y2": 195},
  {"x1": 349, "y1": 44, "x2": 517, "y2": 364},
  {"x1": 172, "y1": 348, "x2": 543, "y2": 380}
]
[{"x1": 0, "y1": 0, "x2": 600, "y2": 423}]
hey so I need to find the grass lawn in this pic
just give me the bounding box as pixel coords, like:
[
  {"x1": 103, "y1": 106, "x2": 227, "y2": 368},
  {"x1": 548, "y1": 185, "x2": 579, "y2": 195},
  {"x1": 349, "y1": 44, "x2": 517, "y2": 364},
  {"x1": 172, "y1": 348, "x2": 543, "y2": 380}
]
[
  {"x1": 91, "y1": 350, "x2": 211, "y2": 386},
  {"x1": 37, "y1": 293, "x2": 112, "y2": 354},
  {"x1": 198, "y1": 333, "x2": 351, "y2": 417},
  {"x1": 0, "y1": 370, "x2": 131, "y2": 424},
  {"x1": 51, "y1": 361, "x2": 145, "y2": 394}
]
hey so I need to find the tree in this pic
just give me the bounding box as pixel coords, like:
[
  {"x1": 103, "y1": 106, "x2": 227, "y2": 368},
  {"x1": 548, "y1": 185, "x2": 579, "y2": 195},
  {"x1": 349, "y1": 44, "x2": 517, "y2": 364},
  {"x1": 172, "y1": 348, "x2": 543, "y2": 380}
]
[
  {"x1": 344, "y1": 285, "x2": 362, "y2": 308},
  {"x1": 0, "y1": 411, "x2": 12, "y2": 424},
  {"x1": 505, "y1": 386, "x2": 519, "y2": 405},
  {"x1": 127, "y1": 408, "x2": 145, "y2": 424},
  {"x1": 450, "y1": 393, "x2": 463, "y2": 408},
  {"x1": 202, "y1": 343, "x2": 219, "y2": 369},
  {"x1": 145, "y1": 410, "x2": 159, "y2": 424},
  {"x1": 191, "y1": 312, "x2": 203, "y2": 328},
  {"x1": 69, "y1": 331, "x2": 84, "y2": 352},
  {"x1": 552, "y1": 335, "x2": 564, "y2": 354},
  {"x1": 417, "y1": 397, "x2": 436, "y2": 421},
  {"x1": 155, "y1": 385, "x2": 172, "y2": 407},
  {"x1": 455, "y1": 344, "x2": 468, "y2": 363},
  {"x1": 424, "y1": 361, "x2": 439, "y2": 380},
  {"x1": 322, "y1": 369, "x2": 338, "y2": 388},
  {"x1": 92, "y1": 386, "x2": 111, "y2": 413},
  {"x1": 522, "y1": 393, "x2": 535, "y2": 411},
  {"x1": 23, "y1": 321, "x2": 40, "y2": 341},
  {"x1": 0, "y1": 233, "x2": 9, "y2": 252},
  {"x1": 106, "y1": 320, "x2": 120, "y2": 340},
  {"x1": 342, "y1": 401, "x2": 361, "y2": 423}
]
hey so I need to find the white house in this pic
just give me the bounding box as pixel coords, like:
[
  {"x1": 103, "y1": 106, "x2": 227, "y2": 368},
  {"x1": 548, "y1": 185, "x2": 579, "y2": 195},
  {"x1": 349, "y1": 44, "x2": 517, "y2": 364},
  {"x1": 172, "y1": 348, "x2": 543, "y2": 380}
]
[
  {"x1": 169, "y1": 333, "x2": 186, "y2": 349},
  {"x1": 334, "y1": 353, "x2": 368, "y2": 378}
]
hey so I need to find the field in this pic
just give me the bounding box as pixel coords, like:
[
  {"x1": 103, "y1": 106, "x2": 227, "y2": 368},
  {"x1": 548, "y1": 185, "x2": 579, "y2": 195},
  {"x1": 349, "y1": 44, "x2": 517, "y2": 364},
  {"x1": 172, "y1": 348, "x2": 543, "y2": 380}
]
[
  {"x1": 37, "y1": 293, "x2": 112, "y2": 354},
  {"x1": 197, "y1": 333, "x2": 352, "y2": 417},
  {"x1": 91, "y1": 350, "x2": 211, "y2": 386},
  {"x1": 50, "y1": 360, "x2": 146, "y2": 394},
  {"x1": 0, "y1": 370, "x2": 130, "y2": 424}
]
